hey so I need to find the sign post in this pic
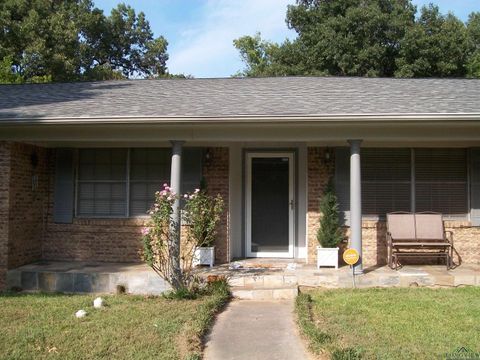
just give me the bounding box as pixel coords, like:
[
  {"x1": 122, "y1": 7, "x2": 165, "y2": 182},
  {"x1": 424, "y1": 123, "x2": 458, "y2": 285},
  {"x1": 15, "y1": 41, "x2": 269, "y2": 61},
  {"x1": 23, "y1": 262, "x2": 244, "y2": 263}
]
[{"x1": 342, "y1": 248, "x2": 360, "y2": 288}]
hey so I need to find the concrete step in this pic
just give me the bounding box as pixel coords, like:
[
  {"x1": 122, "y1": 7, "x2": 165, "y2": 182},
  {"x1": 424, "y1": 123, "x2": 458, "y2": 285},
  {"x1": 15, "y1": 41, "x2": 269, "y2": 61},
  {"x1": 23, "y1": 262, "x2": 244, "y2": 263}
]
[
  {"x1": 231, "y1": 286, "x2": 299, "y2": 300},
  {"x1": 228, "y1": 274, "x2": 298, "y2": 288}
]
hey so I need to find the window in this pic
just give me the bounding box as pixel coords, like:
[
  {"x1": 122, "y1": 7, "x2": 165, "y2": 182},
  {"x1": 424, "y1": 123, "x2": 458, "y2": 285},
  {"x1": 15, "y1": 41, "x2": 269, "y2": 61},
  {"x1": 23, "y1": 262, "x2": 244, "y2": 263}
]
[
  {"x1": 76, "y1": 148, "x2": 203, "y2": 218},
  {"x1": 77, "y1": 149, "x2": 128, "y2": 217},
  {"x1": 130, "y1": 149, "x2": 170, "y2": 216},
  {"x1": 362, "y1": 149, "x2": 411, "y2": 216},
  {"x1": 414, "y1": 149, "x2": 468, "y2": 216},
  {"x1": 336, "y1": 148, "x2": 469, "y2": 220}
]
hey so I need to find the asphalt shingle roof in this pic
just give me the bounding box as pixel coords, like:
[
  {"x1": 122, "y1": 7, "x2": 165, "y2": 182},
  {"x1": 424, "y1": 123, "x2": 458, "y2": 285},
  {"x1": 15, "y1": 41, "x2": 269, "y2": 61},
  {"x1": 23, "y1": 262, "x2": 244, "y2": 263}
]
[{"x1": 0, "y1": 77, "x2": 479, "y2": 121}]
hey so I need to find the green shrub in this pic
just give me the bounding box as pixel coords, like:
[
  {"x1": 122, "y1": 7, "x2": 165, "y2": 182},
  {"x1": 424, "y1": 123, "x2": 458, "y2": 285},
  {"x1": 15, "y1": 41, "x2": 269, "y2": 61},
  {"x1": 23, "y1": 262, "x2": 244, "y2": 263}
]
[{"x1": 317, "y1": 180, "x2": 343, "y2": 248}]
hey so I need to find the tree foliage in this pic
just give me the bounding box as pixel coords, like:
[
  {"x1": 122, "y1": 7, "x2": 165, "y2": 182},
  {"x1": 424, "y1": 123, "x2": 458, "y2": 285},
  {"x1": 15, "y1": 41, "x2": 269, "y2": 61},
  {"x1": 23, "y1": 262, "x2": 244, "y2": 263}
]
[
  {"x1": 234, "y1": 0, "x2": 480, "y2": 78},
  {"x1": 0, "y1": 0, "x2": 169, "y2": 83}
]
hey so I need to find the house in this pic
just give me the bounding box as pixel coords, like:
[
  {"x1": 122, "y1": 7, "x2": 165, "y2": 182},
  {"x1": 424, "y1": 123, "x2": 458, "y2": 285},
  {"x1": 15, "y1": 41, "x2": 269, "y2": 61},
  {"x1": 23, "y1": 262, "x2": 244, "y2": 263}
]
[{"x1": 0, "y1": 77, "x2": 479, "y2": 290}]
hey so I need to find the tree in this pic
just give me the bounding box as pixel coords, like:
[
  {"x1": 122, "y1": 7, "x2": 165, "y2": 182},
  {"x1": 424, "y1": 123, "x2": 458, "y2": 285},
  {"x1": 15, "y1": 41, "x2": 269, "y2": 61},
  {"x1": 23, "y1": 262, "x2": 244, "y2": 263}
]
[
  {"x1": 233, "y1": 33, "x2": 307, "y2": 76},
  {"x1": 234, "y1": 1, "x2": 480, "y2": 78},
  {"x1": 466, "y1": 12, "x2": 480, "y2": 77},
  {"x1": 395, "y1": 5, "x2": 468, "y2": 77},
  {"x1": 235, "y1": 0, "x2": 416, "y2": 77},
  {"x1": 0, "y1": 0, "x2": 169, "y2": 83},
  {"x1": 287, "y1": 0, "x2": 416, "y2": 77}
]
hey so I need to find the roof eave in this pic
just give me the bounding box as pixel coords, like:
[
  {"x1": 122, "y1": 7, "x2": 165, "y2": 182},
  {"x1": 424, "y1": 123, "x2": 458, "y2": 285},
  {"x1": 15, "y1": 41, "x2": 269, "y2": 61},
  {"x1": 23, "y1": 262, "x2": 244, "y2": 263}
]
[{"x1": 1, "y1": 113, "x2": 480, "y2": 125}]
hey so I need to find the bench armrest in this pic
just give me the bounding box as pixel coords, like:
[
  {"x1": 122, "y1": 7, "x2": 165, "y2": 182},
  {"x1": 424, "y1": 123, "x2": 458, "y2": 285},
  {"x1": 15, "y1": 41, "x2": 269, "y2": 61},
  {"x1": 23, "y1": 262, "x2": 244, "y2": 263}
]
[
  {"x1": 386, "y1": 232, "x2": 393, "y2": 247},
  {"x1": 444, "y1": 230, "x2": 454, "y2": 246}
]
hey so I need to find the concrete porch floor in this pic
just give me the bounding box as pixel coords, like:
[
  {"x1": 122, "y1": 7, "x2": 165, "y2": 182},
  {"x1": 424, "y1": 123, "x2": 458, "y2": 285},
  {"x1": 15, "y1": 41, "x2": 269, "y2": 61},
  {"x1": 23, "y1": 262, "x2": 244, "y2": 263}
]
[
  {"x1": 7, "y1": 261, "x2": 170, "y2": 295},
  {"x1": 195, "y1": 259, "x2": 480, "y2": 299}
]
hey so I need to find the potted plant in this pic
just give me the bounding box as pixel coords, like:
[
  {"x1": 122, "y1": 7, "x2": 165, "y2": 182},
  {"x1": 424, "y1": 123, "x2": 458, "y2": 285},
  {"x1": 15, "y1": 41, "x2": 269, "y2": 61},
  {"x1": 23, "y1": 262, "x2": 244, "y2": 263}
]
[
  {"x1": 183, "y1": 188, "x2": 224, "y2": 268},
  {"x1": 317, "y1": 180, "x2": 343, "y2": 269}
]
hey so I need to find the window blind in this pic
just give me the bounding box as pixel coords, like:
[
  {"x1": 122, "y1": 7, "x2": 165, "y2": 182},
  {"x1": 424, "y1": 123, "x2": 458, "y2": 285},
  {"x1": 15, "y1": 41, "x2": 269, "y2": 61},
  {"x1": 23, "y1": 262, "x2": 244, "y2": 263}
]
[
  {"x1": 129, "y1": 148, "x2": 170, "y2": 216},
  {"x1": 77, "y1": 149, "x2": 128, "y2": 217},
  {"x1": 362, "y1": 148, "x2": 411, "y2": 216},
  {"x1": 414, "y1": 148, "x2": 468, "y2": 217}
]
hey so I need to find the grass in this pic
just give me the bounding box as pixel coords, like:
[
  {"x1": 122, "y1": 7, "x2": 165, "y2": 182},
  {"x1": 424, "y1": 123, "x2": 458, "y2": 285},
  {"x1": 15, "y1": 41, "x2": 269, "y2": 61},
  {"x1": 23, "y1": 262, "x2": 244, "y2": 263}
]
[
  {"x1": 296, "y1": 287, "x2": 480, "y2": 360},
  {"x1": 0, "y1": 282, "x2": 230, "y2": 360}
]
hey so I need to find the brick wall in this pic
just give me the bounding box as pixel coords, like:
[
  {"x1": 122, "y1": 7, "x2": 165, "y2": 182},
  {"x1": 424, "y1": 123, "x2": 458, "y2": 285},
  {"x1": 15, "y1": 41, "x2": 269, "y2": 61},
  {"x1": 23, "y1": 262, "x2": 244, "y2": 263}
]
[
  {"x1": 203, "y1": 147, "x2": 230, "y2": 263},
  {"x1": 0, "y1": 142, "x2": 49, "y2": 290},
  {"x1": 0, "y1": 142, "x2": 11, "y2": 290},
  {"x1": 43, "y1": 218, "x2": 147, "y2": 263},
  {"x1": 307, "y1": 147, "x2": 335, "y2": 264},
  {"x1": 8, "y1": 143, "x2": 49, "y2": 268}
]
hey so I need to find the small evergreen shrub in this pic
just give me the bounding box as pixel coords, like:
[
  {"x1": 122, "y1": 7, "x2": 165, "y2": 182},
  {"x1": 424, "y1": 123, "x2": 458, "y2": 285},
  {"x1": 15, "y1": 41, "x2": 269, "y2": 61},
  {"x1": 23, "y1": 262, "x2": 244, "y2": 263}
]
[{"x1": 317, "y1": 180, "x2": 343, "y2": 248}]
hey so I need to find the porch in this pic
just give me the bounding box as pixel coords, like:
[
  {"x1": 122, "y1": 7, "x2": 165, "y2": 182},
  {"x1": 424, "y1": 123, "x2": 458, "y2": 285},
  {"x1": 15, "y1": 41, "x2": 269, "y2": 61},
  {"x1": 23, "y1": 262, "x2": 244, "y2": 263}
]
[
  {"x1": 197, "y1": 259, "x2": 480, "y2": 300},
  {"x1": 6, "y1": 261, "x2": 169, "y2": 295},
  {"x1": 7, "y1": 259, "x2": 479, "y2": 298}
]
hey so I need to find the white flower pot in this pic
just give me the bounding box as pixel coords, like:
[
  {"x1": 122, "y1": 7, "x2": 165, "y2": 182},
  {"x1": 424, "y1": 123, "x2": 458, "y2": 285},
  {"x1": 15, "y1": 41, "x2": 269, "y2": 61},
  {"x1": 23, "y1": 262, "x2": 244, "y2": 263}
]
[
  {"x1": 193, "y1": 246, "x2": 215, "y2": 268},
  {"x1": 317, "y1": 246, "x2": 339, "y2": 269}
]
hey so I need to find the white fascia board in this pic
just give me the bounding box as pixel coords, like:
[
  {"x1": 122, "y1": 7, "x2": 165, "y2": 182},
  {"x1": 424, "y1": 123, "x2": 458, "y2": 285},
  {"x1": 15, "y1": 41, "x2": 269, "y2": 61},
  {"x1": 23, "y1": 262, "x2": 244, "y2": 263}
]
[{"x1": 1, "y1": 113, "x2": 480, "y2": 125}]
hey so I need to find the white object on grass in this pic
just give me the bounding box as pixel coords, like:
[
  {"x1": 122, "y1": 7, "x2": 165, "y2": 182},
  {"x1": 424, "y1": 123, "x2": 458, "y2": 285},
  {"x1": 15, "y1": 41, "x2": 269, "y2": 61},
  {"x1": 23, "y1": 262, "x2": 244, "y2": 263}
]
[
  {"x1": 93, "y1": 297, "x2": 104, "y2": 309},
  {"x1": 75, "y1": 310, "x2": 87, "y2": 318}
]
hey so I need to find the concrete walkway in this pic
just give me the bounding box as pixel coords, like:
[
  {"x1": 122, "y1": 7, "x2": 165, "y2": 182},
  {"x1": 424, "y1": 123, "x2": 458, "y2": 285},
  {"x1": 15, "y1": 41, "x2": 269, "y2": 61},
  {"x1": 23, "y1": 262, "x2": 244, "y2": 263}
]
[{"x1": 204, "y1": 300, "x2": 311, "y2": 360}]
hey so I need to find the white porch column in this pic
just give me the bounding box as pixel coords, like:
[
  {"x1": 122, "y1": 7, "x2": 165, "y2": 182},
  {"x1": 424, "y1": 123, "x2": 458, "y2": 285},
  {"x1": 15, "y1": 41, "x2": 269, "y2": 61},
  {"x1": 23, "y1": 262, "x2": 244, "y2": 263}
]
[
  {"x1": 348, "y1": 139, "x2": 363, "y2": 274},
  {"x1": 170, "y1": 140, "x2": 184, "y2": 287}
]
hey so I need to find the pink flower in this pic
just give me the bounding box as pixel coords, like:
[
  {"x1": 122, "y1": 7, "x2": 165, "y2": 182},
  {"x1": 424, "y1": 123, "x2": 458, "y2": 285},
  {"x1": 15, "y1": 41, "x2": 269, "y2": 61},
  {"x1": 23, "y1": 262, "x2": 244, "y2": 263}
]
[
  {"x1": 167, "y1": 196, "x2": 172, "y2": 201},
  {"x1": 165, "y1": 186, "x2": 171, "y2": 191},
  {"x1": 189, "y1": 195, "x2": 194, "y2": 200},
  {"x1": 194, "y1": 188, "x2": 200, "y2": 194},
  {"x1": 160, "y1": 190, "x2": 167, "y2": 196},
  {"x1": 184, "y1": 194, "x2": 189, "y2": 199},
  {"x1": 141, "y1": 227, "x2": 150, "y2": 236},
  {"x1": 163, "y1": 183, "x2": 168, "y2": 188}
]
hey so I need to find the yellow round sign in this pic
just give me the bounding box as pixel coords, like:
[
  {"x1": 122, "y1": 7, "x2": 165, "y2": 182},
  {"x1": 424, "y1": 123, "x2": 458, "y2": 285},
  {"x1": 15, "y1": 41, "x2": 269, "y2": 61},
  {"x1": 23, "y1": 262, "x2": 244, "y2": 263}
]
[{"x1": 343, "y1": 248, "x2": 360, "y2": 265}]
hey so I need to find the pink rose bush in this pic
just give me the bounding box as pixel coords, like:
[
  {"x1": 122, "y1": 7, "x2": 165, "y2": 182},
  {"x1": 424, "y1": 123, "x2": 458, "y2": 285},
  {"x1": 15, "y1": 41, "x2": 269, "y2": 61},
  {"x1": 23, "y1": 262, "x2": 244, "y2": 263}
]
[
  {"x1": 183, "y1": 189, "x2": 224, "y2": 248},
  {"x1": 142, "y1": 183, "x2": 223, "y2": 291}
]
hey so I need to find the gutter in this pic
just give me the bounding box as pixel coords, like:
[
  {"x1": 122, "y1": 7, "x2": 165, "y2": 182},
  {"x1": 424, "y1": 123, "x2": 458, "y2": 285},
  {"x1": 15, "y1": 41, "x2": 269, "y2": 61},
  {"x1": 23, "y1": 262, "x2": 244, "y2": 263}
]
[{"x1": 0, "y1": 113, "x2": 480, "y2": 126}]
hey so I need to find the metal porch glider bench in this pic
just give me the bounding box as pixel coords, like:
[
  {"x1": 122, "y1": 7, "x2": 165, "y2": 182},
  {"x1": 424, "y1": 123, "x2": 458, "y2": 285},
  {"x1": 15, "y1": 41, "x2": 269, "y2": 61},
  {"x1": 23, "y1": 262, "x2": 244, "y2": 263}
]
[{"x1": 386, "y1": 212, "x2": 453, "y2": 270}]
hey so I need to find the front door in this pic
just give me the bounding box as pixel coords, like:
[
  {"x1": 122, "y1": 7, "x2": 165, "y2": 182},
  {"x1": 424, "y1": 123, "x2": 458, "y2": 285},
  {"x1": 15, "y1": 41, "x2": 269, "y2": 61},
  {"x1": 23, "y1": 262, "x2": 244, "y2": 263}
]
[{"x1": 246, "y1": 152, "x2": 294, "y2": 258}]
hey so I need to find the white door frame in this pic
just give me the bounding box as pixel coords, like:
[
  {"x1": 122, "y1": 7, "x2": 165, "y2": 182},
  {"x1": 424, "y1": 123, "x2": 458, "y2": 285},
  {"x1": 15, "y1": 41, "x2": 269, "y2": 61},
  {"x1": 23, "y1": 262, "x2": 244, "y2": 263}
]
[{"x1": 245, "y1": 152, "x2": 295, "y2": 258}]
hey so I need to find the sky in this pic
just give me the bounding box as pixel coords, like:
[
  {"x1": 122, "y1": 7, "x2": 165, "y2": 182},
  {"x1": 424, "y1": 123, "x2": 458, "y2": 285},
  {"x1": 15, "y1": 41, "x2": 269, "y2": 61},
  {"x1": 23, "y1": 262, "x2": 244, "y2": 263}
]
[{"x1": 96, "y1": 0, "x2": 480, "y2": 78}]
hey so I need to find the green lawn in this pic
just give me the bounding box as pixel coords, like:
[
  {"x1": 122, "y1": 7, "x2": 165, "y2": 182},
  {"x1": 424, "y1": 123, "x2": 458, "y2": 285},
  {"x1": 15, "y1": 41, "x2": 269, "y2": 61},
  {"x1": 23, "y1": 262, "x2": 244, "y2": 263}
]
[
  {"x1": 296, "y1": 287, "x2": 480, "y2": 360},
  {"x1": 0, "y1": 286, "x2": 229, "y2": 360}
]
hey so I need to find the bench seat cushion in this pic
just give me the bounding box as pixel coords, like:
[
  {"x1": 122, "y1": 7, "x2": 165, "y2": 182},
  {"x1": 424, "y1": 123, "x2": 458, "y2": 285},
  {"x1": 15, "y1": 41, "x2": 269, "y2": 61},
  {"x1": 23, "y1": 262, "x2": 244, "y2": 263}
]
[{"x1": 392, "y1": 242, "x2": 451, "y2": 247}]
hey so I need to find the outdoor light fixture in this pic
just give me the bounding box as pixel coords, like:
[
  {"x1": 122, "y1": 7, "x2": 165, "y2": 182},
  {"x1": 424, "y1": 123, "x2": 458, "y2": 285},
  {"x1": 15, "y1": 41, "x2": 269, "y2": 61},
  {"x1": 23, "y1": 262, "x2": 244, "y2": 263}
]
[
  {"x1": 325, "y1": 148, "x2": 331, "y2": 161},
  {"x1": 204, "y1": 148, "x2": 212, "y2": 165}
]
